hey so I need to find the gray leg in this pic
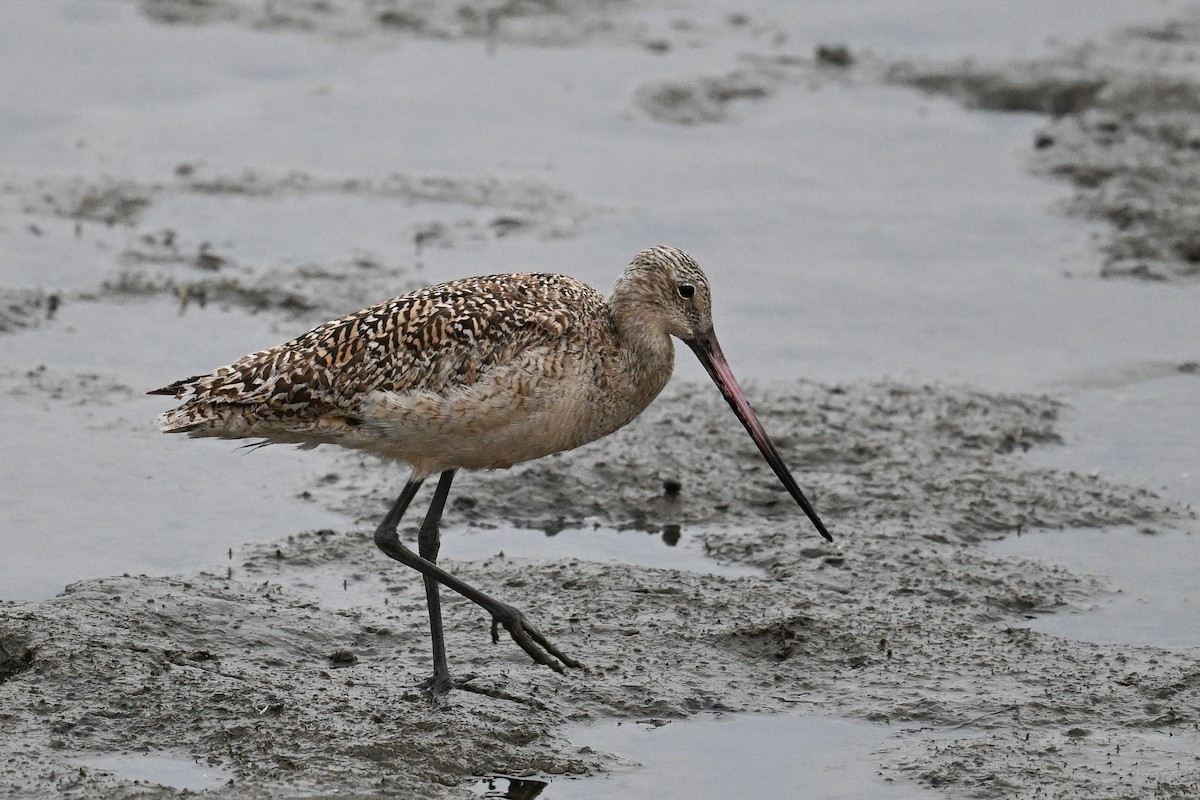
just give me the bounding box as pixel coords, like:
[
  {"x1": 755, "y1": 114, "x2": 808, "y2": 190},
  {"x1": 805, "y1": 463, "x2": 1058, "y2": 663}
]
[
  {"x1": 418, "y1": 470, "x2": 455, "y2": 696},
  {"x1": 372, "y1": 476, "x2": 580, "y2": 679}
]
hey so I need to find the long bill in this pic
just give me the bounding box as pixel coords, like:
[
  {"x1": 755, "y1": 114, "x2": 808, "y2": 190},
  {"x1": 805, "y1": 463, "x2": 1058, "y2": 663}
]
[{"x1": 686, "y1": 329, "x2": 833, "y2": 542}]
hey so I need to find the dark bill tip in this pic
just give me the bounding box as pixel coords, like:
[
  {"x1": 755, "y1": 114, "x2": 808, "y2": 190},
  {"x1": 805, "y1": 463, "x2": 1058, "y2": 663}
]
[{"x1": 686, "y1": 330, "x2": 833, "y2": 543}]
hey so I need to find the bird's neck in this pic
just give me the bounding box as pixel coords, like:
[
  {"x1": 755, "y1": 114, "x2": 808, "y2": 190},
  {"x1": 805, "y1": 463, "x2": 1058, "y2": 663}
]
[{"x1": 607, "y1": 291, "x2": 675, "y2": 402}]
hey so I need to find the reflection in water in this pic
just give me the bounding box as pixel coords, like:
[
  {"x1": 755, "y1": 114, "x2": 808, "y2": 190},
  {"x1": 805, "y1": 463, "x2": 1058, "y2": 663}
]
[
  {"x1": 553, "y1": 714, "x2": 934, "y2": 799},
  {"x1": 470, "y1": 775, "x2": 548, "y2": 799},
  {"x1": 547, "y1": 525, "x2": 683, "y2": 548},
  {"x1": 74, "y1": 752, "x2": 230, "y2": 792},
  {"x1": 444, "y1": 523, "x2": 760, "y2": 579},
  {"x1": 543, "y1": 524, "x2": 682, "y2": 548}
]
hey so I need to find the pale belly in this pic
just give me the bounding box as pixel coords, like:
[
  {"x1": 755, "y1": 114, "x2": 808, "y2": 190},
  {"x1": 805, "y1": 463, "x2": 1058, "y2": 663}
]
[{"x1": 348, "y1": 358, "x2": 661, "y2": 479}]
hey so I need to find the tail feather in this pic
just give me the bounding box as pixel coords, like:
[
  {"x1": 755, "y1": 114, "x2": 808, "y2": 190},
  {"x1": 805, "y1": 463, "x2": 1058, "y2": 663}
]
[
  {"x1": 147, "y1": 375, "x2": 207, "y2": 398},
  {"x1": 153, "y1": 385, "x2": 324, "y2": 442},
  {"x1": 151, "y1": 371, "x2": 265, "y2": 435},
  {"x1": 155, "y1": 403, "x2": 220, "y2": 434},
  {"x1": 156, "y1": 401, "x2": 260, "y2": 436}
]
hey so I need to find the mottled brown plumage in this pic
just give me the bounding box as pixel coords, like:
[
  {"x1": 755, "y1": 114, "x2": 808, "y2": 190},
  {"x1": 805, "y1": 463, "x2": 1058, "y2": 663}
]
[
  {"x1": 152, "y1": 257, "x2": 695, "y2": 476},
  {"x1": 151, "y1": 245, "x2": 830, "y2": 694}
]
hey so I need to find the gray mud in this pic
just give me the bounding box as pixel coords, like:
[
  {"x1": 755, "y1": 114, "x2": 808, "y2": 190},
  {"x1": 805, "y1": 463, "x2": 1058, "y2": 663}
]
[
  {"x1": 885, "y1": 12, "x2": 1200, "y2": 282},
  {"x1": 1, "y1": 168, "x2": 589, "y2": 328},
  {"x1": 5, "y1": 2, "x2": 1200, "y2": 799},
  {"x1": 3, "y1": 382, "x2": 1198, "y2": 798},
  {"x1": 630, "y1": 9, "x2": 1200, "y2": 282},
  {"x1": 138, "y1": 0, "x2": 637, "y2": 46}
]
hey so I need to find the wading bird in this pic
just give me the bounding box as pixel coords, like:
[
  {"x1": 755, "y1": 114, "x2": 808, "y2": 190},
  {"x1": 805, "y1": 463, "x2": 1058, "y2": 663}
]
[{"x1": 151, "y1": 245, "x2": 832, "y2": 695}]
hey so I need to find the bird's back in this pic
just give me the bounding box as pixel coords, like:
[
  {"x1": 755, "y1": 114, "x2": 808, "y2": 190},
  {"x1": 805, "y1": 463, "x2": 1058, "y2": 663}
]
[{"x1": 152, "y1": 274, "x2": 614, "y2": 459}]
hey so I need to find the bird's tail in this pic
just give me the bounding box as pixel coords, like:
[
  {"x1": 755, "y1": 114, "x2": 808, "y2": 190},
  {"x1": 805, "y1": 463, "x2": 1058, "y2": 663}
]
[{"x1": 148, "y1": 375, "x2": 253, "y2": 436}]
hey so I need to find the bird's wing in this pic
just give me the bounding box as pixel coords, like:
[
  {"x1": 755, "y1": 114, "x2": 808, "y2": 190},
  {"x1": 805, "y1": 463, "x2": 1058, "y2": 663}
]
[{"x1": 153, "y1": 273, "x2": 607, "y2": 432}]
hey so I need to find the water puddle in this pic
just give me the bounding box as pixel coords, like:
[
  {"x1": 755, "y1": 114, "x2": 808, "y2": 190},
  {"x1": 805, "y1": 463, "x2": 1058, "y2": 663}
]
[
  {"x1": 75, "y1": 751, "x2": 230, "y2": 792},
  {"x1": 449, "y1": 525, "x2": 761, "y2": 577},
  {"x1": 989, "y1": 525, "x2": 1199, "y2": 649},
  {"x1": 1031, "y1": 370, "x2": 1200, "y2": 511},
  {"x1": 1002, "y1": 370, "x2": 1200, "y2": 651},
  {"x1": 278, "y1": 524, "x2": 761, "y2": 611},
  {"x1": 468, "y1": 713, "x2": 930, "y2": 799},
  {"x1": 0, "y1": 298, "x2": 350, "y2": 601}
]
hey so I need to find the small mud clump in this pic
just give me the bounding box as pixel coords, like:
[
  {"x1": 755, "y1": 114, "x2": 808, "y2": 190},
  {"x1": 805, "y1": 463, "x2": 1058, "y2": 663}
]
[
  {"x1": 0, "y1": 289, "x2": 57, "y2": 334},
  {"x1": 635, "y1": 72, "x2": 773, "y2": 125}
]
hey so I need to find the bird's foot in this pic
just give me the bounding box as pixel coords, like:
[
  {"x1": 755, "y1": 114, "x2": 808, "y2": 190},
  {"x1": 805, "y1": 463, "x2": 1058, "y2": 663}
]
[
  {"x1": 417, "y1": 671, "x2": 546, "y2": 708},
  {"x1": 451, "y1": 675, "x2": 550, "y2": 709},
  {"x1": 419, "y1": 669, "x2": 455, "y2": 702},
  {"x1": 488, "y1": 604, "x2": 582, "y2": 672}
]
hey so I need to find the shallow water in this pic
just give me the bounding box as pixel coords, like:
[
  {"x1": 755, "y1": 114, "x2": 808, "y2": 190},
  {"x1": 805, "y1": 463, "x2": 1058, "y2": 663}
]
[
  {"x1": 75, "y1": 751, "x2": 231, "y2": 792},
  {"x1": 989, "y1": 525, "x2": 1199, "y2": 650},
  {"x1": 2, "y1": 1, "x2": 1199, "y2": 797},
  {"x1": 272, "y1": 523, "x2": 761, "y2": 611},
  {"x1": 449, "y1": 525, "x2": 762, "y2": 576},
  {"x1": 0, "y1": 299, "x2": 349, "y2": 600},
  {"x1": 1032, "y1": 369, "x2": 1200, "y2": 511},
  {"x1": 468, "y1": 714, "x2": 940, "y2": 799},
  {"x1": 545, "y1": 714, "x2": 932, "y2": 799},
  {"x1": 1004, "y1": 371, "x2": 1200, "y2": 650}
]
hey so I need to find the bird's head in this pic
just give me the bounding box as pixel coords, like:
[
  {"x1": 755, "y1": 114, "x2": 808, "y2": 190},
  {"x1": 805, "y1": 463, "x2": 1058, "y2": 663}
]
[
  {"x1": 612, "y1": 245, "x2": 833, "y2": 543},
  {"x1": 611, "y1": 245, "x2": 714, "y2": 343}
]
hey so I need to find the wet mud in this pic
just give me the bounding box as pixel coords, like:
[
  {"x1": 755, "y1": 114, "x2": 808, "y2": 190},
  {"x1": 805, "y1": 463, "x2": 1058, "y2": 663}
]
[
  {"x1": 885, "y1": 12, "x2": 1200, "y2": 282},
  {"x1": 4, "y1": 2, "x2": 1200, "y2": 798},
  {"x1": 630, "y1": 9, "x2": 1200, "y2": 282},
  {"x1": 3, "y1": 381, "x2": 1199, "y2": 798},
  {"x1": 139, "y1": 0, "x2": 637, "y2": 46},
  {"x1": 1, "y1": 168, "x2": 589, "y2": 329}
]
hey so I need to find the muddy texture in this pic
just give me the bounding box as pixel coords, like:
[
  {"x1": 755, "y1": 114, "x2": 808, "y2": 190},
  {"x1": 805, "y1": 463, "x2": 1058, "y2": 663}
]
[
  {"x1": 3, "y1": 380, "x2": 1198, "y2": 798},
  {"x1": 6, "y1": 3, "x2": 1200, "y2": 799},
  {"x1": 2, "y1": 168, "x2": 589, "y2": 326},
  {"x1": 13, "y1": 171, "x2": 572, "y2": 223},
  {"x1": 632, "y1": 51, "x2": 858, "y2": 125},
  {"x1": 0, "y1": 288, "x2": 58, "y2": 333},
  {"x1": 1033, "y1": 97, "x2": 1200, "y2": 281},
  {"x1": 312, "y1": 381, "x2": 1171, "y2": 541},
  {"x1": 631, "y1": 11, "x2": 1200, "y2": 282},
  {"x1": 887, "y1": 13, "x2": 1200, "y2": 282},
  {"x1": 0, "y1": 365, "x2": 135, "y2": 407},
  {"x1": 634, "y1": 69, "x2": 776, "y2": 126},
  {"x1": 139, "y1": 0, "x2": 635, "y2": 46}
]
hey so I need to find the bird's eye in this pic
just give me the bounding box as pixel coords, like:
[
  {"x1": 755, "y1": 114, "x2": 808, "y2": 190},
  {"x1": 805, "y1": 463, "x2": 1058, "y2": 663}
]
[{"x1": 677, "y1": 283, "x2": 695, "y2": 299}]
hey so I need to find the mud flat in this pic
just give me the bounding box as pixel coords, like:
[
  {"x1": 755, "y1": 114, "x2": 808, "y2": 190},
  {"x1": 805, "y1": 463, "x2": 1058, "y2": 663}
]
[
  {"x1": 3, "y1": 381, "x2": 1198, "y2": 798},
  {"x1": 885, "y1": 10, "x2": 1200, "y2": 283},
  {"x1": 631, "y1": 7, "x2": 1200, "y2": 283},
  {"x1": 3, "y1": 2, "x2": 1200, "y2": 798}
]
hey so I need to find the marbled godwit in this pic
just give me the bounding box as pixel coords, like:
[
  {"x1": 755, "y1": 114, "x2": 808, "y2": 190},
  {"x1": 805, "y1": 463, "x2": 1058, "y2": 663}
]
[{"x1": 151, "y1": 245, "x2": 832, "y2": 694}]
